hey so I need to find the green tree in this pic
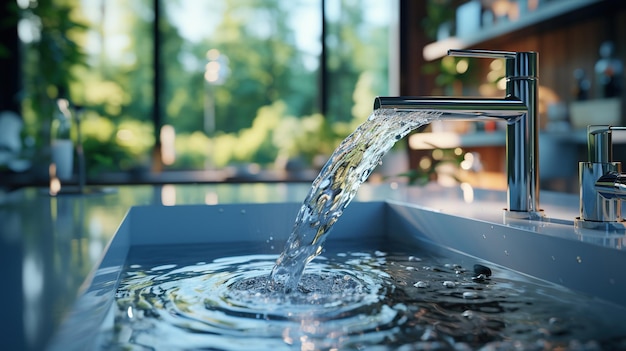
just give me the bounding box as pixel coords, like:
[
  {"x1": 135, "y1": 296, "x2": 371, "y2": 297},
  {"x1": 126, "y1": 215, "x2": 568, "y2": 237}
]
[
  {"x1": 200, "y1": 0, "x2": 316, "y2": 133},
  {"x1": 20, "y1": 0, "x2": 87, "y2": 150},
  {"x1": 325, "y1": 0, "x2": 389, "y2": 124}
]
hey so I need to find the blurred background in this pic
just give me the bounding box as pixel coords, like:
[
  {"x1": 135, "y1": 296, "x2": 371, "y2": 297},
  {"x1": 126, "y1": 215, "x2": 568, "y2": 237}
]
[{"x1": 1, "y1": 0, "x2": 625, "y2": 192}]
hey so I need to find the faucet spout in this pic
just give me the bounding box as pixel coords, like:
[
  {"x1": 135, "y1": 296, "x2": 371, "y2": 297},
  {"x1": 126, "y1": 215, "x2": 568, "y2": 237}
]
[
  {"x1": 373, "y1": 96, "x2": 527, "y2": 121},
  {"x1": 374, "y1": 49, "x2": 541, "y2": 218}
]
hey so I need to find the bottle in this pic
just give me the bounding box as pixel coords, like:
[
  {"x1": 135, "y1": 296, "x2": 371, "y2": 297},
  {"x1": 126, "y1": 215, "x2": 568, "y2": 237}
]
[
  {"x1": 50, "y1": 98, "x2": 74, "y2": 180},
  {"x1": 573, "y1": 68, "x2": 590, "y2": 101},
  {"x1": 594, "y1": 41, "x2": 623, "y2": 98}
]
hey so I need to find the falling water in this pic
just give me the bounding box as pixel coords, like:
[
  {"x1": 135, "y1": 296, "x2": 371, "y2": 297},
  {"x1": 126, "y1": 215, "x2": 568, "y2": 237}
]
[{"x1": 269, "y1": 108, "x2": 440, "y2": 292}]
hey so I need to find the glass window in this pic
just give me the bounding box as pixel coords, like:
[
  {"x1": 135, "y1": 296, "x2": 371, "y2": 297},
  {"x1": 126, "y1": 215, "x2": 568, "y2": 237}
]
[{"x1": 16, "y1": 0, "x2": 397, "y2": 183}]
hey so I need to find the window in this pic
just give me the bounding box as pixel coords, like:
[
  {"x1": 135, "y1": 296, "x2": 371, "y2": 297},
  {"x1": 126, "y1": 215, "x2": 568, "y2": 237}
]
[{"x1": 13, "y1": 0, "x2": 397, "y2": 184}]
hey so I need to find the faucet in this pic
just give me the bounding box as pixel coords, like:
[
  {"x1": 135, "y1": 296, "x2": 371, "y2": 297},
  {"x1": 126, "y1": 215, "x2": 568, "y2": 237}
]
[
  {"x1": 577, "y1": 125, "x2": 626, "y2": 231},
  {"x1": 374, "y1": 49, "x2": 542, "y2": 219}
]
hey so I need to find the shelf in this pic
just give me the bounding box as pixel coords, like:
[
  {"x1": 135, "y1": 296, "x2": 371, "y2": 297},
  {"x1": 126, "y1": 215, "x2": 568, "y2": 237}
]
[
  {"x1": 423, "y1": 0, "x2": 602, "y2": 61},
  {"x1": 408, "y1": 129, "x2": 626, "y2": 150}
]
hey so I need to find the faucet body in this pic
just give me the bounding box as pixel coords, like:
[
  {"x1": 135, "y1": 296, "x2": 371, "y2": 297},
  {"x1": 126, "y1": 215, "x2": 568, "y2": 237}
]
[
  {"x1": 375, "y1": 50, "x2": 541, "y2": 218},
  {"x1": 577, "y1": 125, "x2": 626, "y2": 230}
]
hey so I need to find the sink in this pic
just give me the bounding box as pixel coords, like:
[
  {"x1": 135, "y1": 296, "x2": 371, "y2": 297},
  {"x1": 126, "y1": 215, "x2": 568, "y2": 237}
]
[{"x1": 47, "y1": 187, "x2": 626, "y2": 350}]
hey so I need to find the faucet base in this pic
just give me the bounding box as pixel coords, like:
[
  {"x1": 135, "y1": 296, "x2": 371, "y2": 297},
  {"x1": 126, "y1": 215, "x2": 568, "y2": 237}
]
[
  {"x1": 574, "y1": 217, "x2": 626, "y2": 233},
  {"x1": 503, "y1": 209, "x2": 545, "y2": 221}
]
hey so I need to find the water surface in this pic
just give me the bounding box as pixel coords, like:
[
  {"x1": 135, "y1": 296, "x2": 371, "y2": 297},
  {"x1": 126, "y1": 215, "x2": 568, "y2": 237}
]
[{"x1": 103, "y1": 241, "x2": 626, "y2": 350}]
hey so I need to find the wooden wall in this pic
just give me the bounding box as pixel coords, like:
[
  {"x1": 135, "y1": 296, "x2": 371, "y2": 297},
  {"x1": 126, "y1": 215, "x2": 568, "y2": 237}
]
[{"x1": 402, "y1": 1, "x2": 626, "y2": 106}]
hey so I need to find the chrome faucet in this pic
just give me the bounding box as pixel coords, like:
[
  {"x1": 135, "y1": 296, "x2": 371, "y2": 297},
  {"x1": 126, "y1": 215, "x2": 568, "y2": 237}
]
[
  {"x1": 374, "y1": 49, "x2": 542, "y2": 219},
  {"x1": 577, "y1": 125, "x2": 626, "y2": 231}
]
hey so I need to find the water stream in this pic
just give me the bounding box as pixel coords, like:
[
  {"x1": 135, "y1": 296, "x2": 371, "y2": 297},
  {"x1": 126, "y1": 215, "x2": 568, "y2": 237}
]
[{"x1": 269, "y1": 109, "x2": 439, "y2": 292}]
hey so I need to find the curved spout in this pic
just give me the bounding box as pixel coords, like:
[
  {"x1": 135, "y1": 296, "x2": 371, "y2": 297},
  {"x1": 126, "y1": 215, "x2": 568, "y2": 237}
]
[
  {"x1": 373, "y1": 94, "x2": 540, "y2": 218},
  {"x1": 373, "y1": 50, "x2": 540, "y2": 217},
  {"x1": 373, "y1": 96, "x2": 527, "y2": 121}
]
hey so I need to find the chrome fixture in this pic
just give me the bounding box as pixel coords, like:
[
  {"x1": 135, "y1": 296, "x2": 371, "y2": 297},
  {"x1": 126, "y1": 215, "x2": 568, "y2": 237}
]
[
  {"x1": 577, "y1": 125, "x2": 626, "y2": 231},
  {"x1": 374, "y1": 49, "x2": 541, "y2": 219}
]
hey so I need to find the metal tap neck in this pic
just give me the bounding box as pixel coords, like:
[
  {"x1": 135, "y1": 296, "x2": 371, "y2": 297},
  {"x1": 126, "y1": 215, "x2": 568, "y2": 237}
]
[{"x1": 374, "y1": 49, "x2": 541, "y2": 218}]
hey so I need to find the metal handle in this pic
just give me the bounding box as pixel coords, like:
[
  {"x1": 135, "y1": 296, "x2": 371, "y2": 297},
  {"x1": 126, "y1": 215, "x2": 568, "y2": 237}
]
[
  {"x1": 588, "y1": 125, "x2": 626, "y2": 163},
  {"x1": 448, "y1": 49, "x2": 516, "y2": 60}
]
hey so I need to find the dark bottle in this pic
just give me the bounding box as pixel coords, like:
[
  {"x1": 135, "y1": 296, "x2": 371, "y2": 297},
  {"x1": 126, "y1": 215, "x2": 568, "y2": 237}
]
[{"x1": 594, "y1": 41, "x2": 623, "y2": 98}]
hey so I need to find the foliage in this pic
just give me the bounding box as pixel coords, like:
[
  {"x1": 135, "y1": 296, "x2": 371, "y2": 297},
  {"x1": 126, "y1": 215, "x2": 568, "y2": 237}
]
[
  {"x1": 422, "y1": 0, "x2": 459, "y2": 41},
  {"x1": 20, "y1": 0, "x2": 88, "y2": 146},
  {"x1": 17, "y1": 0, "x2": 391, "y2": 175},
  {"x1": 396, "y1": 146, "x2": 466, "y2": 185},
  {"x1": 325, "y1": 1, "x2": 389, "y2": 124},
  {"x1": 172, "y1": 100, "x2": 336, "y2": 169},
  {"x1": 80, "y1": 112, "x2": 153, "y2": 175}
]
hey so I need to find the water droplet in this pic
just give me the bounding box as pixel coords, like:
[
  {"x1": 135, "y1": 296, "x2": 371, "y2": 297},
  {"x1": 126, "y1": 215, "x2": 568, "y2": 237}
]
[
  {"x1": 408, "y1": 256, "x2": 422, "y2": 262},
  {"x1": 576, "y1": 256, "x2": 582, "y2": 263},
  {"x1": 504, "y1": 250, "x2": 509, "y2": 256},
  {"x1": 414, "y1": 281, "x2": 429, "y2": 288},
  {"x1": 443, "y1": 281, "x2": 455, "y2": 288},
  {"x1": 490, "y1": 225, "x2": 494, "y2": 229},
  {"x1": 482, "y1": 234, "x2": 487, "y2": 239},
  {"x1": 551, "y1": 256, "x2": 556, "y2": 261},
  {"x1": 462, "y1": 310, "x2": 474, "y2": 318},
  {"x1": 240, "y1": 209, "x2": 246, "y2": 214}
]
